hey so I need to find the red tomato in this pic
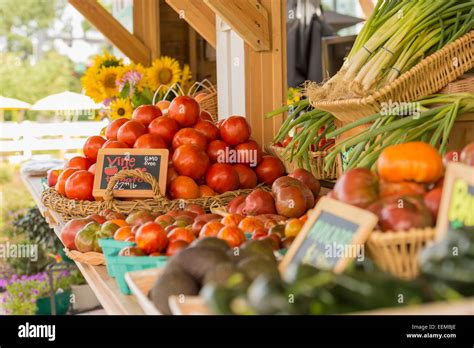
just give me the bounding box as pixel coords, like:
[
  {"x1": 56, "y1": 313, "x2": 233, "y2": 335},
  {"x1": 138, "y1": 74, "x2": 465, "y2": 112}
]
[
  {"x1": 133, "y1": 133, "x2": 167, "y2": 149},
  {"x1": 132, "y1": 104, "x2": 162, "y2": 127},
  {"x1": 217, "y1": 226, "x2": 246, "y2": 248},
  {"x1": 117, "y1": 120, "x2": 147, "y2": 147},
  {"x1": 171, "y1": 128, "x2": 207, "y2": 151},
  {"x1": 102, "y1": 139, "x2": 129, "y2": 149},
  {"x1": 185, "y1": 204, "x2": 206, "y2": 216},
  {"x1": 255, "y1": 156, "x2": 285, "y2": 185},
  {"x1": 168, "y1": 227, "x2": 196, "y2": 244},
  {"x1": 443, "y1": 150, "x2": 461, "y2": 166},
  {"x1": 65, "y1": 156, "x2": 91, "y2": 170},
  {"x1": 207, "y1": 140, "x2": 231, "y2": 163},
  {"x1": 235, "y1": 140, "x2": 262, "y2": 167},
  {"x1": 200, "y1": 110, "x2": 213, "y2": 122},
  {"x1": 167, "y1": 166, "x2": 179, "y2": 189},
  {"x1": 172, "y1": 144, "x2": 210, "y2": 180},
  {"x1": 233, "y1": 164, "x2": 258, "y2": 189},
  {"x1": 55, "y1": 168, "x2": 78, "y2": 196},
  {"x1": 47, "y1": 168, "x2": 62, "y2": 187},
  {"x1": 199, "y1": 185, "x2": 216, "y2": 197},
  {"x1": 166, "y1": 240, "x2": 189, "y2": 256},
  {"x1": 282, "y1": 137, "x2": 292, "y2": 147},
  {"x1": 148, "y1": 116, "x2": 179, "y2": 145},
  {"x1": 105, "y1": 118, "x2": 128, "y2": 140},
  {"x1": 135, "y1": 222, "x2": 168, "y2": 254},
  {"x1": 88, "y1": 163, "x2": 96, "y2": 175},
  {"x1": 193, "y1": 120, "x2": 219, "y2": 142},
  {"x1": 65, "y1": 170, "x2": 94, "y2": 201},
  {"x1": 205, "y1": 163, "x2": 240, "y2": 194},
  {"x1": 220, "y1": 116, "x2": 251, "y2": 146},
  {"x1": 83, "y1": 136, "x2": 106, "y2": 163},
  {"x1": 169, "y1": 176, "x2": 200, "y2": 199},
  {"x1": 168, "y1": 96, "x2": 200, "y2": 127}
]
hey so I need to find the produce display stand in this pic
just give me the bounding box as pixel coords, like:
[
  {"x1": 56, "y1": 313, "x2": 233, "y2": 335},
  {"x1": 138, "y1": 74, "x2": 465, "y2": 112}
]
[{"x1": 20, "y1": 172, "x2": 145, "y2": 315}]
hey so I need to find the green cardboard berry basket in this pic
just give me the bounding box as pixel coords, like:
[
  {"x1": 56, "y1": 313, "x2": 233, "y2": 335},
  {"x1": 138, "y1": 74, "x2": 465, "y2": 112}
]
[
  {"x1": 98, "y1": 238, "x2": 136, "y2": 277},
  {"x1": 107, "y1": 254, "x2": 168, "y2": 295}
]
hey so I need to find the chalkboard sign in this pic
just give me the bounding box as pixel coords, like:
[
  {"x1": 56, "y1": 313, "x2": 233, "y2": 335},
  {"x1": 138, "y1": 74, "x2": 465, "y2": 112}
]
[
  {"x1": 436, "y1": 162, "x2": 474, "y2": 239},
  {"x1": 93, "y1": 148, "x2": 169, "y2": 199},
  {"x1": 280, "y1": 196, "x2": 378, "y2": 274}
]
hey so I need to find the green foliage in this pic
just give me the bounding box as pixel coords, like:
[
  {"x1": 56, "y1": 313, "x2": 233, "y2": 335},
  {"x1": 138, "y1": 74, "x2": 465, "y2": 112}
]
[
  {"x1": 6, "y1": 207, "x2": 61, "y2": 275},
  {"x1": 0, "y1": 164, "x2": 34, "y2": 234},
  {"x1": 0, "y1": 52, "x2": 81, "y2": 108},
  {"x1": 0, "y1": 0, "x2": 64, "y2": 56}
]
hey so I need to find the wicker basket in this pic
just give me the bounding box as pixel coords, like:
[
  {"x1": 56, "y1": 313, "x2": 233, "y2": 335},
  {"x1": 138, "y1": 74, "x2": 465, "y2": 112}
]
[
  {"x1": 265, "y1": 145, "x2": 340, "y2": 180},
  {"x1": 64, "y1": 249, "x2": 106, "y2": 266},
  {"x1": 41, "y1": 169, "x2": 266, "y2": 221},
  {"x1": 366, "y1": 228, "x2": 436, "y2": 280},
  {"x1": 188, "y1": 79, "x2": 218, "y2": 122},
  {"x1": 310, "y1": 31, "x2": 474, "y2": 123}
]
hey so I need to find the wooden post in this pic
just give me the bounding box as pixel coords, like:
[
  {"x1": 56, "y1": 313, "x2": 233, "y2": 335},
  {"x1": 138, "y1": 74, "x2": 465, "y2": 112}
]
[
  {"x1": 165, "y1": 0, "x2": 217, "y2": 48},
  {"x1": 68, "y1": 0, "x2": 151, "y2": 65},
  {"x1": 133, "y1": 0, "x2": 161, "y2": 62},
  {"x1": 244, "y1": 0, "x2": 287, "y2": 146}
]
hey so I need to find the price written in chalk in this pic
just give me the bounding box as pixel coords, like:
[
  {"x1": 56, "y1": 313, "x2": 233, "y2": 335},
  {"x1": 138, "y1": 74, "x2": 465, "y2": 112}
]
[
  {"x1": 93, "y1": 148, "x2": 169, "y2": 199},
  {"x1": 280, "y1": 197, "x2": 378, "y2": 274}
]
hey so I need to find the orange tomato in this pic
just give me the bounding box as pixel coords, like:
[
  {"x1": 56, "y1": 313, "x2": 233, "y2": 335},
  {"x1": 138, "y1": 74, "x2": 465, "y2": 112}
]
[
  {"x1": 199, "y1": 220, "x2": 224, "y2": 238},
  {"x1": 114, "y1": 226, "x2": 133, "y2": 241},
  {"x1": 169, "y1": 176, "x2": 200, "y2": 199},
  {"x1": 221, "y1": 214, "x2": 244, "y2": 227},
  {"x1": 217, "y1": 226, "x2": 246, "y2": 248},
  {"x1": 238, "y1": 216, "x2": 264, "y2": 233},
  {"x1": 109, "y1": 219, "x2": 129, "y2": 228}
]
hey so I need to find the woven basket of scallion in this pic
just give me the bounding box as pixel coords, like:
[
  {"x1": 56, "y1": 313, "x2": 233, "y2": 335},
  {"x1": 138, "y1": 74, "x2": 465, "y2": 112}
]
[{"x1": 305, "y1": 0, "x2": 474, "y2": 123}]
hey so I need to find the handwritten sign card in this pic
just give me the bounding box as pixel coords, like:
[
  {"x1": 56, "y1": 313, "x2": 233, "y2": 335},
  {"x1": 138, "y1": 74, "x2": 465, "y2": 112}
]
[
  {"x1": 279, "y1": 197, "x2": 378, "y2": 274},
  {"x1": 93, "y1": 148, "x2": 168, "y2": 199},
  {"x1": 436, "y1": 162, "x2": 474, "y2": 239}
]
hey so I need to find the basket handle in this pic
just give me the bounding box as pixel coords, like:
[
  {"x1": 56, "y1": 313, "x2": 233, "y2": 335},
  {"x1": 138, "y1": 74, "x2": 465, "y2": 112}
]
[
  {"x1": 103, "y1": 169, "x2": 164, "y2": 202},
  {"x1": 188, "y1": 79, "x2": 216, "y2": 96}
]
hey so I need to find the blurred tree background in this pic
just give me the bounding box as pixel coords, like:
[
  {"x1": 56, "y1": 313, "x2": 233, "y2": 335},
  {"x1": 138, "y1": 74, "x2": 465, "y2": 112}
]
[{"x1": 0, "y1": 0, "x2": 84, "y2": 120}]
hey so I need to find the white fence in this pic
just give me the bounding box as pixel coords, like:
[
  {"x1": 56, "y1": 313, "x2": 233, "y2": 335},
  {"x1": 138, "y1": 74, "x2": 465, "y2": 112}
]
[{"x1": 0, "y1": 120, "x2": 109, "y2": 159}]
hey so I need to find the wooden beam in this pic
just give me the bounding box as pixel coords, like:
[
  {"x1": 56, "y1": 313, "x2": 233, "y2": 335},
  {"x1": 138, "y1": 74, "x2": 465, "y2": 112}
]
[
  {"x1": 133, "y1": 0, "x2": 161, "y2": 62},
  {"x1": 244, "y1": 0, "x2": 286, "y2": 145},
  {"x1": 69, "y1": 0, "x2": 150, "y2": 65},
  {"x1": 165, "y1": 0, "x2": 216, "y2": 49},
  {"x1": 205, "y1": 0, "x2": 270, "y2": 51}
]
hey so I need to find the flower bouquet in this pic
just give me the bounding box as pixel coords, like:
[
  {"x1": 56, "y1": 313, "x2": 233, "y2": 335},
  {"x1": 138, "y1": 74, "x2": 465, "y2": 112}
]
[{"x1": 81, "y1": 52, "x2": 193, "y2": 119}]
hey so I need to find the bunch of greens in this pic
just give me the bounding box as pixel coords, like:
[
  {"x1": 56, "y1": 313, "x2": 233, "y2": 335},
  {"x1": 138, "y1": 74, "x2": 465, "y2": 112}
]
[{"x1": 323, "y1": 93, "x2": 474, "y2": 171}]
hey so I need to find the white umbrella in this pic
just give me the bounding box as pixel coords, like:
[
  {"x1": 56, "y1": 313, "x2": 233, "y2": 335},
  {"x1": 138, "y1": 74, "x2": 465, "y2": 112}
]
[
  {"x1": 0, "y1": 96, "x2": 31, "y2": 110},
  {"x1": 31, "y1": 91, "x2": 103, "y2": 111}
]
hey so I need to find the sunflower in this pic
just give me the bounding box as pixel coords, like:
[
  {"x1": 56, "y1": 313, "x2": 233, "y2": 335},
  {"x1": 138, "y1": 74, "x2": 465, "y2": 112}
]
[
  {"x1": 81, "y1": 68, "x2": 105, "y2": 102},
  {"x1": 109, "y1": 98, "x2": 133, "y2": 120},
  {"x1": 97, "y1": 66, "x2": 124, "y2": 99},
  {"x1": 145, "y1": 56, "x2": 182, "y2": 91},
  {"x1": 92, "y1": 51, "x2": 123, "y2": 70},
  {"x1": 180, "y1": 64, "x2": 193, "y2": 92}
]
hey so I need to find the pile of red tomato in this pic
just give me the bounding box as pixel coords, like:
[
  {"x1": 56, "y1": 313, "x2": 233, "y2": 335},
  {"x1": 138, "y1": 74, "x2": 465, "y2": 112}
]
[{"x1": 51, "y1": 95, "x2": 286, "y2": 201}]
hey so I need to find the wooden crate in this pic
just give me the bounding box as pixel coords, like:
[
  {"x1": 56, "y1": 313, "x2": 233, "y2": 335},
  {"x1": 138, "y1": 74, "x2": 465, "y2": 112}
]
[{"x1": 125, "y1": 268, "x2": 209, "y2": 315}]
